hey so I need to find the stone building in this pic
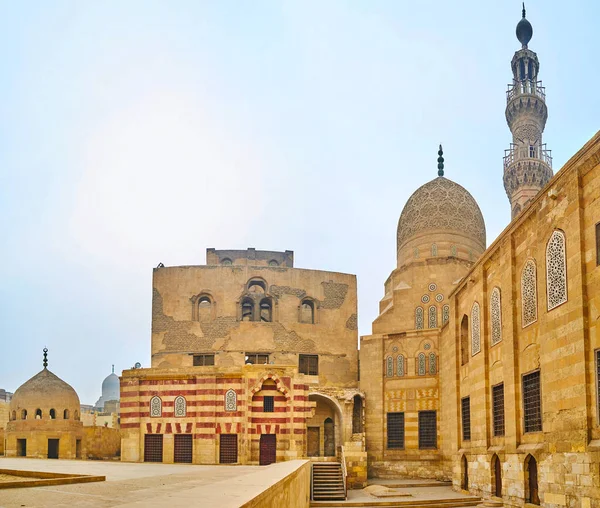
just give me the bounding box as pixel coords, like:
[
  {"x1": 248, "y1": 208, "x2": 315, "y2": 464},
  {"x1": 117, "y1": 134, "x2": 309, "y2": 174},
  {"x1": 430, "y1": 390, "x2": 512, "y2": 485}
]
[{"x1": 5, "y1": 349, "x2": 85, "y2": 459}]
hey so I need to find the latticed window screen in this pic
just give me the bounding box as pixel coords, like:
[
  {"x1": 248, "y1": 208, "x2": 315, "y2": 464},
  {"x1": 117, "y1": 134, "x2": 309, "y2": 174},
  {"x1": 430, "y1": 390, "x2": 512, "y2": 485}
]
[
  {"x1": 429, "y1": 353, "x2": 437, "y2": 375},
  {"x1": 431, "y1": 244, "x2": 438, "y2": 257},
  {"x1": 442, "y1": 305, "x2": 450, "y2": 325},
  {"x1": 219, "y1": 434, "x2": 238, "y2": 464},
  {"x1": 492, "y1": 383, "x2": 505, "y2": 436},
  {"x1": 546, "y1": 230, "x2": 567, "y2": 310},
  {"x1": 415, "y1": 307, "x2": 424, "y2": 330},
  {"x1": 386, "y1": 356, "x2": 393, "y2": 377},
  {"x1": 428, "y1": 306, "x2": 437, "y2": 328},
  {"x1": 193, "y1": 354, "x2": 215, "y2": 366},
  {"x1": 299, "y1": 354, "x2": 318, "y2": 375},
  {"x1": 523, "y1": 370, "x2": 542, "y2": 433},
  {"x1": 461, "y1": 397, "x2": 471, "y2": 441},
  {"x1": 174, "y1": 396, "x2": 186, "y2": 417},
  {"x1": 396, "y1": 355, "x2": 405, "y2": 376},
  {"x1": 471, "y1": 302, "x2": 481, "y2": 355},
  {"x1": 417, "y1": 353, "x2": 426, "y2": 376},
  {"x1": 490, "y1": 287, "x2": 502, "y2": 346},
  {"x1": 150, "y1": 396, "x2": 162, "y2": 417},
  {"x1": 173, "y1": 434, "x2": 192, "y2": 463},
  {"x1": 521, "y1": 260, "x2": 538, "y2": 327},
  {"x1": 418, "y1": 411, "x2": 437, "y2": 449},
  {"x1": 263, "y1": 396, "x2": 274, "y2": 413},
  {"x1": 387, "y1": 412, "x2": 405, "y2": 449},
  {"x1": 225, "y1": 389, "x2": 237, "y2": 412}
]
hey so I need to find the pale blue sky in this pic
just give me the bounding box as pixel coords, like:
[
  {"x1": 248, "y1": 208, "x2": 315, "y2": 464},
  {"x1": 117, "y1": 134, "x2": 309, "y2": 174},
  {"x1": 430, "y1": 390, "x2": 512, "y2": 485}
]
[{"x1": 1, "y1": 1, "x2": 598, "y2": 404}]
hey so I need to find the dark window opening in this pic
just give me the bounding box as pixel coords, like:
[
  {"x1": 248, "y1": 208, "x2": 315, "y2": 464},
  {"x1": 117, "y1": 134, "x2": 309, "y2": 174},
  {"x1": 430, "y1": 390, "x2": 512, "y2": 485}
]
[
  {"x1": 193, "y1": 354, "x2": 215, "y2": 366},
  {"x1": 462, "y1": 455, "x2": 469, "y2": 490},
  {"x1": 17, "y1": 439, "x2": 26, "y2": 457},
  {"x1": 461, "y1": 397, "x2": 471, "y2": 441},
  {"x1": 263, "y1": 396, "x2": 274, "y2": 413},
  {"x1": 418, "y1": 411, "x2": 437, "y2": 449},
  {"x1": 268, "y1": 260, "x2": 279, "y2": 267},
  {"x1": 596, "y1": 350, "x2": 600, "y2": 423},
  {"x1": 493, "y1": 383, "x2": 505, "y2": 436},
  {"x1": 493, "y1": 454, "x2": 502, "y2": 497},
  {"x1": 300, "y1": 300, "x2": 315, "y2": 324},
  {"x1": 523, "y1": 370, "x2": 542, "y2": 433},
  {"x1": 387, "y1": 412, "x2": 405, "y2": 449},
  {"x1": 461, "y1": 315, "x2": 469, "y2": 366},
  {"x1": 247, "y1": 280, "x2": 266, "y2": 293},
  {"x1": 525, "y1": 455, "x2": 540, "y2": 504},
  {"x1": 64, "y1": 409, "x2": 70, "y2": 419},
  {"x1": 299, "y1": 354, "x2": 318, "y2": 375},
  {"x1": 352, "y1": 395, "x2": 363, "y2": 434},
  {"x1": 48, "y1": 439, "x2": 59, "y2": 459},
  {"x1": 241, "y1": 298, "x2": 254, "y2": 321},
  {"x1": 198, "y1": 296, "x2": 212, "y2": 322},
  {"x1": 76, "y1": 439, "x2": 82, "y2": 459},
  {"x1": 221, "y1": 258, "x2": 232, "y2": 266},
  {"x1": 260, "y1": 298, "x2": 273, "y2": 322},
  {"x1": 49, "y1": 408, "x2": 56, "y2": 420},
  {"x1": 21, "y1": 409, "x2": 27, "y2": 420},
  {"x1": 245, "y1": 353, "x2": 269, "y2": 365},
  {"x1": 35, "y1": 409, "x2": 42, "y2": 419}
]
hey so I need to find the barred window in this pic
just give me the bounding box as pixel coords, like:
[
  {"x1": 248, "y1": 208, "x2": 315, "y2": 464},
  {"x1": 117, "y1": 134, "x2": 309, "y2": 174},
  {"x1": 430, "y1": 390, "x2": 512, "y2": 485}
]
[
  {"x1": 428, "y1": 305, "x2": 437, "y2": 328},
  {"x1": 386, "y1": 356, "x2": 393, "y2": 377},
  {"x1": 442, "y1": 304, "x2": 450, "y2": 325},
  {"x1": 521, "y1": 260, "x2": 538, "y2": 327},
  {"x1": 415, "y1": 307, "x2": 424, "y2": 329},
  {"x1": 523, "y1": 370, "x2": 542, "y2": 433},
  {"x1": 299, "y1": 354, "x2": 318, "y2": 375},
  {"x1": 492, "y1": 383, "x2": 505, "y2": 436},
  {"x1": 193, "y1": 354, "x2": 215, "y2": 366},
  {"x1": 263, "y1": 396, "x2": 274, "y2": 413},
  {"x1": 396, "y1": 355, "x2": 405, "y2": 377},
  {"x1": 471, "y1": 302, "x2": 481, "y2": 356},
  {"x1": 490, "y1": 287, "x2": 502, "y2": 346},
  {"x1": 417, "y1": 353, "x2": 426, "y2": 376},
  {"x1": 461, "y1": 397, "x2": 471, "y2": 441},
  {"x1": 546, "y1": 230, "x2": 567, "y2": 310},
  {"x1": 418, "y1": 411, "x2": 437, "y2": 449},
  {"x1": 387, "y1": 412, "x2": 405, "y2": 449},
  {"x1": 245, "y1": 353, "x2": 269, "y2": 365}
]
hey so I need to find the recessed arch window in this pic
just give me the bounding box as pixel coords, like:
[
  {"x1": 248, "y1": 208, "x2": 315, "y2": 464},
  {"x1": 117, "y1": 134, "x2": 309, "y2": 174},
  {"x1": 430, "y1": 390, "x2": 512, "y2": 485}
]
[
  {"x1": 521, "y1": 259, "x2": 538, "y2": 327},
  {"x1": 35, "y1": 409, "x2": 42, "y2": 419},
  {"x1": 461, "y1": 315, "x2": 469, "y2": 366},
  {"x1": 546, "y1": 230, "x2": 567, "y2": 310},
  {"x1": 386, "y1": 356, "x2": 393, "y2": 378},
  {"x1": 221, "y1": 258, "x2": 232, "y2": 266},
  {"x1": 471, "y1": 302, "x2": 481, "y2": 356},
  {"x1": 417, "y1": 353, "x2": 426, "y2": 376},
  {"x1": 11, "y1": 410, "x2": 16, "y2": 421},
  {"x1": 247, "y1": 279, "x2": 267, "y2": 293},
  {"x1": 241, "y1": 298, "x2": 254, "y2": 321},
  {"x1": 268, "y1": 259, "x2": 279, "y2": 267},
  {"x1": 21, "y1": 409, "x2": 27, "y2": 420},
  {"x1": 225, "y1": 389, "x2": 237, "y2": 412},
  {"x1": 63, "y1": 409, "x2": 70, "y2": 420},
  {"x1": 431, "y1": 244, "x2": 438, "y2": 257},
  {"x1": 300, "y1": 299, "x2": 315, "y2": 324},
  {"x1": 396, "y1": 355, "x2": 405, "y2": 377},
  {"x1": 260, "y1": 298, "x2": 273, "y2": 322},
  {"x1": 428, "y1": 305, "x2": 437, "y2": 328},
  {"x1": 49, "y1": 408, "x2": 56, "y2": 419},
  {"x1": 150, "y1": 396, "x2": 162, "y2": 417},
  {"x1": 174, "y1": 396, "x2": 186, "y2": 417},
  {"x1": 490, "y1": 287, "x2": 502, "y2": 345},
  {"x1": 429, "y1": 353, "x2": 437, "y2": 375},
  {"x1": 415, "y1": 307, "x2": 424, "y2": 330},
  {"x1": 197, "y1": 296, "x2": 212, "y2": 322}
]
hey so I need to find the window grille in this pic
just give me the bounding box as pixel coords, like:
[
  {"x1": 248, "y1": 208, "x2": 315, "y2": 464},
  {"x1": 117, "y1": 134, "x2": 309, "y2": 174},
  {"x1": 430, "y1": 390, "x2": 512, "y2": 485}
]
[
  {"x1": 442, "y1": 304, "x2": 450, "y2": 325},
  {"x1": 523, "y1": 370, "x2": 542, "y2": 433},
  {"x1": 429, "y1": 353, "x2": 437, "y2": 375},
  {"x1": 220, "y1": 434, "x2": 238, "y2": 464},
  {"x1": 225, "y1": 389, "x2": 237, "y2": 412},
  {"x1": 471, "y1": 302, "x2": 481, "y2": 355},
  {"x1": 546, "y1": 230, "x2": 567, "y2": 310},
  {"x1": 387, "y1": 412, "x2": 405, "y2": 449},
  {"x1": 492, "y1": 383, "x2": 505, "y2": 436},
  {"x1": 417, "y1": 353, "x2": 426, "y2": 376},
  {"x1": 386, "y1": 356, "x2": 393, "y2": 377},
  {"x1": 245, "y1": 353, "x2": 269, "y2": 365},
  {"x1": 521, "y1": 260, "x2": 538, "y2": 327},
  {"x1": 461, "y1": 397, "x2": 471, "y2": 441},
  {"x1": 418, "y1": 411, "x2": 437, "y2": 449},
  {"x1": 193, "y1": 354, "x2": 215, "y2": 366},
  {"x1": 428, "y1": 306, "x2": 437, "y2": 328},
  {"x1": 173, "y1": 434, "x2": 192, "y2": 463},
  {"x1": 174, "y1": 396, "x2": 186, "y2": 417},
  {"x1": 415, "y1": 307, "x2": 424, "y2": 329},
  {"x1": 150, "y1": 396, "x2": 162, "y2": 417},
  {"x1": 299, "y1": 354, "x2": 318, "y2": 375},
  {"x1": 396, "y1": 355, "x2": 405, "y2": 376},
  {"x1": 144, "y1": 434, "x2": 163, "y2": 462},
  {"x1": 263, "y1": 396, "x2": 274, "y2": 413},
  {"x1": 490, "y1": 287, "x2": 502, "y2": 345}
]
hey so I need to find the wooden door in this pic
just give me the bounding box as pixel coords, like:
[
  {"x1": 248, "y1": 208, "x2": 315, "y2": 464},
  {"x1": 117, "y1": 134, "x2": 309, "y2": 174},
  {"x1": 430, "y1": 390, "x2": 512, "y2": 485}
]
[
  {"x1": 324, "y1": 418, "x2": 335, "y2": 457},
  {"x1": 259, "y1": 434, "x2": 276, "y2": 465},
  {"x1": 529, "y1": 457, "x2": 540, "y2": 504},
  {"x1": 174, "y1": 434, "x2": 193, "y2": 463},
  {"x1": 493, "y1": 456, "x2": 502, "y2": 497},
  {"x1": 144, "y1": 434, "x2": 163, "y2": 462},
  {"x1": 307, "y1": 427, "x2": 320, "y2": 457},
  {"x1": 47, "y1": 439, "x2": 59, "y2": 459},
  {"x1": 220, "y1": 434, "x2": 238, "y2": 464}
]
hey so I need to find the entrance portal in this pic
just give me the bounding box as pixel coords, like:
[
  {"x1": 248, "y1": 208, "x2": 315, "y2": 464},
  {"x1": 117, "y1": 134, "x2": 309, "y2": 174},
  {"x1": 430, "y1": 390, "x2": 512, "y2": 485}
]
[
  {"x1": 324, "y1": 418, "x2": 335, "y2": 457},
  {"x1": 174, "y1": 434, "x2": 193, "y2": 463},
  {"x1": 461, "y1": 455, "x2": 469, "y2": 491},
  {"x1": 525, "y1": 455, "x2": 540, "y2": 504},
  {"x1": 144, "y1": 434, "x2": 163, "y2": 462},
  {"x1": 259, "y1": 434, "x2": 276, "y2": 465},
  {"x1": 220, "y1": 434, "x2": 238, "y2": 464},
  {"x1": 307, "y1": 427, "x2": 320, "y2": 457},
  {"x1": 492, "y1": 455, "x2": 502, "y2": 497},
  {"x1": 17, "y1": 439, "x2": 26, "y2": 457},
  {"x1": 48, "y1": 439, "x2": 59, "y2": 459}
]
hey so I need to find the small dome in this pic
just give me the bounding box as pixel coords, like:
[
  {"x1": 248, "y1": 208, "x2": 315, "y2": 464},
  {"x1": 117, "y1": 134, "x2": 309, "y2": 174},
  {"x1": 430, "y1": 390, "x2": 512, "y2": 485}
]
[
  {"x1": 101, "y1": 373, "x2": 120, "y2": 402},
  {"x1": 10, "y1": 368, "x2": 80, "y2": 414},
  {"x1": 397, "y1": 176, "x2": 486, "y2": 264}
]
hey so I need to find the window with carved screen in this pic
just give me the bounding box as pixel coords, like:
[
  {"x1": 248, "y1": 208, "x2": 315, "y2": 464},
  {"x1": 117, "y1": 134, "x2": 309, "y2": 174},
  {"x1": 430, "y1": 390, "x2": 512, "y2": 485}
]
[
  {"x1": 415, "y1": 307, "x2": 424, "y2": 330},
  {"x1": 150, "y1": 396, "x2": 162, "y2": 417},
  {"x1": 442, "y1": 305, "x2": 450, "y2": 326},
  {"x1": 521, "y1": 260, "x2": 538, "y2": 327},
  {"x1": 396, "y1": 355, "x2": 405, "y2": 377},
  {"x1": 546, "y1": 230, "x2": 567, "y2": 310},
  {"x1": 174, "y1": 396, "x2": 186, "y2": 417},
  {"x1": 387, "y1": 412, "x2": 405, "y2": 449},
  {"x1": 490, "y1": 287, "x2": 502, "y2": 346},
  {"x1": 471, "y1": 302, "x2": 481, "y2": 356},
  {"x1": 417, "y1": 353, "x2": 426, "y2": 376},
  {"x1": 386, "y1": 356, "x2": 393, "y2": 377},
  {"x1": 225, "y1": 389, "x2": 237, "y2": 412},
  {"x1": 428, "y1": 306, "x2": 437, "y2": 328},
  {"x1": 429, "y1": 353, "x2": 437, "y2": 375},
  {"x1": 418, "y1": 411, "x2": 437, "y2": 449}
]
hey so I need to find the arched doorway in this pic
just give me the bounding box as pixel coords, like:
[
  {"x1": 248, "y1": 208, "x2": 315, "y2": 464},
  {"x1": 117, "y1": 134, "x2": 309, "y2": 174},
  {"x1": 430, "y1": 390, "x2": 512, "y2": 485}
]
[
  {"x1": 324, "y1": 418, "x2": 335, "y2": 456},
  {"x1": 525, "y1": 455, "x2": 540, "y2": 504},
  {"x1": 307, "y1": 393, "x2": 343, "y2": 459},
  {"x1": 492, "y1": 454, "x2": 502, "y2": 497},
  {"x1": 461, "y1": 455, "x2": 469, "y2": 491},
  {"x1": 352, "y1": 395, "x2": 363, "y2": 434}
]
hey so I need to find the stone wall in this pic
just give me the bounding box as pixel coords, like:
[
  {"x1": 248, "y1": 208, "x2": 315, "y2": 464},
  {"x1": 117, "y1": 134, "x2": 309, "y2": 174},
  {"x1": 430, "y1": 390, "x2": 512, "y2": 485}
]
[{"x1": 84, "y1": 426, "x2": 120, "y2": 459}]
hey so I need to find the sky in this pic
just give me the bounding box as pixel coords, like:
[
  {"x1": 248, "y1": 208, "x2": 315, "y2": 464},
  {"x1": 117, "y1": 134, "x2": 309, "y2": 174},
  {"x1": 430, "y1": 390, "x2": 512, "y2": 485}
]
[{"x1": 1, "y1": 0, "x2": 599, "y2": 404}]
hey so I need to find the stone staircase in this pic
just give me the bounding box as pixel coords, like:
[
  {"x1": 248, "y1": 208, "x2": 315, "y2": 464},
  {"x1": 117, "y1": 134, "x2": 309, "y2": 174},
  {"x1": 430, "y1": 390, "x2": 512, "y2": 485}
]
[
  {"x1": 312, "y1": 462, "x2": 346, "y2": 501},
  {"x1": 311, "y1": 499, "x2": 481, "y2": 507}
]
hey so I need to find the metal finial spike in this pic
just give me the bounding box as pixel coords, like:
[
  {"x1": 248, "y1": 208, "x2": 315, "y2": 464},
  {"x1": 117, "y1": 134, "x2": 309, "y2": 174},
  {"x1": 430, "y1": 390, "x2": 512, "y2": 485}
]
[
  {"x1": 522, "y1": 2, "x2": 526, "y2": 18},
  {"x1": 43, "y1": 347, "x2": 48, "y2": 369},
  {"x1": 112, "y1": 364, "x2": 115, "y2": 374},
  {"x1": 437, "y1": 144, "x2": 444, "y2": 177}
]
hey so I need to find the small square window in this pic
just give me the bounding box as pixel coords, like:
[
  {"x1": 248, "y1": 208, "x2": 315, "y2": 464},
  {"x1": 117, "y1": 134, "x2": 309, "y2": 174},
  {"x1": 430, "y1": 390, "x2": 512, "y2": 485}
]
[
  {"x1": 299, "y1": 355, "x2": 318, "y2": 375},
  {"x1": 263, "y1": 396, "x2": 274, "y2": 412},
  {"x1": 245, "y1": 353, "x2": 269, "y2": 365},
  {"x1": 193, "y1": 354, "x2": 215, "y2": 366},
  {"x1": 461, "y1": 397, "x2": 471, "y2": 441}
]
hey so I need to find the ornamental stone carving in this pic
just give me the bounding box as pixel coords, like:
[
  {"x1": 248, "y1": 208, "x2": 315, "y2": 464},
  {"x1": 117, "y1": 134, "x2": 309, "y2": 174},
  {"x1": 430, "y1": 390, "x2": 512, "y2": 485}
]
[
  {"x1": 397, "y1": 177, "x2": 486, "y2": 258},
  {"x1": 546, "y1": 230, "x2": 567, "y2": 311},
  {"x1": 521, "y1": 259, "x2": 538, "y2": 327},
  {"x1": 174, "y1": 396, "x2": 186, "y2": 417},
  {"x1": 150, "y1": 396, "x2": 162, "y2": 417},
  {"x1": 225, "y1": 389, "x2": 237, "y2": 411}
]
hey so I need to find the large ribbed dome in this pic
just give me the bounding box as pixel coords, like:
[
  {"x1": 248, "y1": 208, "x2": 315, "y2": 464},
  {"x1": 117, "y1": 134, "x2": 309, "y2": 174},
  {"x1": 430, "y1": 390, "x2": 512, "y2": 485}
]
[
  {"x1": 397, "y1": 176, "x2": 486, "y2": 260},
  {"x1": 10, "y1": 368, "x2": 80, "y2": 414},
  {"x1": 101, "y1": 372, "x2": 120, "y2": 401}
]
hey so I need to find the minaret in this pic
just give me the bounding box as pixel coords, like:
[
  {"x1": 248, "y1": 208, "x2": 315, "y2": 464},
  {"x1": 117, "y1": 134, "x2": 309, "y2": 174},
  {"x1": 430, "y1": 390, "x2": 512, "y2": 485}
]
[{"x1": 503, "y1": 4, "x2": 553, "y2": 218}]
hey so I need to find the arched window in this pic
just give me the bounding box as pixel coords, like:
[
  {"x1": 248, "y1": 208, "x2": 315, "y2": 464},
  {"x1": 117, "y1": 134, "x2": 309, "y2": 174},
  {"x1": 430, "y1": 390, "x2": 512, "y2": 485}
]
[
  {"x1": 150, "y1": 396, "x2": 162, "y2": 417},
  {"x1": 49, "y1": 408, "x2": 56, "y2": 419},
  {"x1": 386, "y1": 356, "x2": 393, "y2": 377},
  {"x1": 471, "y1": 302, "x2": 481, "y2": 356},
  {"x1": 221, "y1": 258, "x2": 232, "y2": 266},
  {"x1": 546, "y1": 230, "x2": 567, "y2": 310},
  {"x1": 417, "y1": 353, "x2": 426, "y2": 376},
  {"x1": 35, "y1": 409, "x2": 42, "y2": 419},
  {"x1": 524, "y1": 455, "x2": 540, "y2": 504},
  {"x1": 396, "y1": 355, "x2": 405, "y2": 377},
  {"x1": 198, "y1": 296, "x2": 212, "y2": 322},
  {"x1": 11, "y1": 410, "x2": 16, "y2": 421},
  {"x1": 415, "y1": 307, "x2": 424, "y2": 330},
  {"x1": 300, "y1": 299, "x2": 315, "y2": 324},
  {"x1": 431, "y1": 244, "x2": 438, "y2": 257},
  {"x1": 21, "y1": 409, "x2": 27, "y2": 420},
  {"x1": 74, "y1": 410, "x2": 79, "y2": 421},
  {"x1": 442, "y1": 304, "x2": 450, "y2": 326},
  {"x1": 260, "y1": 298, "x2": 273, "y2": 322},
  {"x1": 241, "y1": 298, "x2": 254, "y2": 321},
  {"x1": 429, "y1": 353, "x2": 437, "y2": 375},
  {"x1": 247, "y1": 279, "x2": 266, "y2": 293},
  {"x1": 174, "y1": 396, "x2": 186, "y2": 417},
  {"x1": 490, "y1": 287, "x2": 502, "y2": 346},
  {"x1": 63, "y1": 409, "x2": 70, "y2": 420},
  {"x1": 225, "y1": 389, "x2": 237, "y2": 412},
  {"x1": 428, "y1": 305, "x2": 437, "y2": 328},
  {"x1": 352, "y1": 395, "x2": 363, "y2": 434},
  {"x1": 268, "y1": 259, "x2": 279, "y2": 267},
  {"x1": 521, "y1": 260, "x2": 538, "y2": 327},
  {"x1": 461, "y1": 315, "x2": 469, "y2": 366}
]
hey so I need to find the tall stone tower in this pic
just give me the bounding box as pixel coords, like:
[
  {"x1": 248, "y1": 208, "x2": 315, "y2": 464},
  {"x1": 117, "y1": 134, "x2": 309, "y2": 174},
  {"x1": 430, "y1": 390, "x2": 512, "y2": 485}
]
[{"x1": 503, "y1": 4, "x2": 553, "y2": 218}]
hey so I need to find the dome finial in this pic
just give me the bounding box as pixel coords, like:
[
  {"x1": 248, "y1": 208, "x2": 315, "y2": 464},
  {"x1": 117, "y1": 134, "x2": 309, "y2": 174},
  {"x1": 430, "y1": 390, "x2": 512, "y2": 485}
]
[
  {"x1": 43, "y1": 347, "x2": 48, "y2": 369},
  {"x1": 437, "y1": 144, "x2": 444, "y2": 177},
  {"x1": 522, "y1": 2, "x2": 526, "y2": 18},
  {"x1": 516, "y1": 3, "x2": 533, "y2": 48},
  {"x1": 112, "y1": 364, "x2": 115, "y2": 374}
]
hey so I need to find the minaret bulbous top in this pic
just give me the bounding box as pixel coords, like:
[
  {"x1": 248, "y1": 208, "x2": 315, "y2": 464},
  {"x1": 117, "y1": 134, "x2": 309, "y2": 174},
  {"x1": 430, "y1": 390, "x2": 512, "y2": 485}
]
[{"x1": 516, "y1": 3, "x2": 533, "y2": 48}]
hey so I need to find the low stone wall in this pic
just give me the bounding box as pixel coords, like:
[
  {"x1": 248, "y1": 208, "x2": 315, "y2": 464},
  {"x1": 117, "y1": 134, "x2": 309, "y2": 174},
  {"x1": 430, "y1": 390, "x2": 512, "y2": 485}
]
[
  {"x1": 240, "y1": 460, "x2": 311, "y2": 508},
  {"x1": 83, "y1": 426, "x2": 120, "y2": 460}
]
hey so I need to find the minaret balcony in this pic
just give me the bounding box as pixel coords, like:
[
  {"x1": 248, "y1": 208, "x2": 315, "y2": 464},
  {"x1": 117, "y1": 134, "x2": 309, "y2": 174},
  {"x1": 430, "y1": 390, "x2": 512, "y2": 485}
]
[
  {"x1": 506, "y1": 79, "x2": 546, "y2": 103},
  {"x1": 503, "y1": 143, "x2": 552, "y2": 170}
]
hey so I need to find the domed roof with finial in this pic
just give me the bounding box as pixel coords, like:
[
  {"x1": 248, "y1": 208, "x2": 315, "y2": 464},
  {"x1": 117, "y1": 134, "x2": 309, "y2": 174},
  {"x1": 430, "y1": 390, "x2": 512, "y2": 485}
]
[
  {"x1": 10, "y1": 348, "x2": 81, "y2": 413},
  {"x1": 101, "y1": 365, "x2": 120, "y2": 401},
  {"x1": 396, "y1": 146, "x2": 486, "y2": 262},
  {"x1": 516, "y1": 3, "x2": 533, "y2": 48}
]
